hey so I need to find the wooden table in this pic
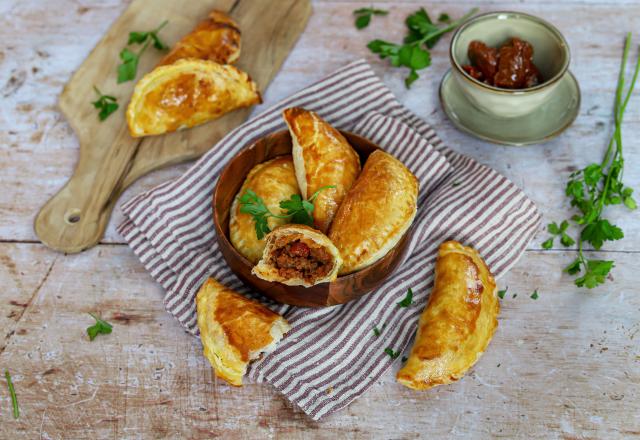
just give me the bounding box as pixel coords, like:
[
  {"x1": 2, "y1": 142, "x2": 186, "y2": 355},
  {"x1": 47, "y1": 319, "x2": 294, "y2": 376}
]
[{"x1": 1, "y1": 0, "x2": 638, "y2": 438}]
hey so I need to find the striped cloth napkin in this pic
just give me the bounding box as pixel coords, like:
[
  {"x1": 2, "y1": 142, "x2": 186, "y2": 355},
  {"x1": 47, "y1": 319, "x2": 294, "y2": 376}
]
[{"x1": 118, "y1": 60, "x2": 541, "y2": 420}]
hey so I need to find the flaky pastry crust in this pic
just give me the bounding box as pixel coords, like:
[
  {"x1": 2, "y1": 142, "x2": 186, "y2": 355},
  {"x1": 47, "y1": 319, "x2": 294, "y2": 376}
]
[
  {"x1": 196, "y1": 278, "x2": 290, "y2": 386},
  {"x1": 328, "y1": 150, "x2": 418, "y2": 275},
  {"x1": 396, "y1": 241, "x2": 499, "y2": 390}
]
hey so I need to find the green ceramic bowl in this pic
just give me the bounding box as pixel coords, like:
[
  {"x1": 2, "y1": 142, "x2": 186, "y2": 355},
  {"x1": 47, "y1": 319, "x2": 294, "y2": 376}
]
[{"x1": 449, "y1": 11, "x2": 571, "y2": 118}]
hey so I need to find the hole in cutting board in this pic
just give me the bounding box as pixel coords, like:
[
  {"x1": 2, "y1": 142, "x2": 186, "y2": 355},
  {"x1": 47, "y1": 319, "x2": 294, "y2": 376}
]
[{"x1": 65, "y1": 209, "x2": 82, "y2": 225}]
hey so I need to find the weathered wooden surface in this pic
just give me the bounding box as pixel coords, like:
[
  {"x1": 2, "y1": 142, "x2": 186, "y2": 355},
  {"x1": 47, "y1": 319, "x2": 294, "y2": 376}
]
[{"x1": 1, "y1": 0, "x2": 639, "y2": 438}]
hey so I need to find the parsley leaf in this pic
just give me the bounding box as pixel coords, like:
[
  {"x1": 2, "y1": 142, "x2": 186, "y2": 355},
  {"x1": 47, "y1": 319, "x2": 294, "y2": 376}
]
[
  {"x1": 580, "y1": 219, "x2": 624, "y2": 250},
  {"x1": 280, "y1": 185, "x2": 336, "y2": 227},
  {"x1": 91, "y1": 86, "x2": 119, "y2": 121},
  {"x1": 560, "y1": 233, "x2": 575, "y2": 247},
  {"x1": 384, "y1": 347, "x2": 400, "y2": 359},
  {"x1": 367, "y1": 8, "x2": 477, "y2": 88},
  {"x1": 541, "y1": 238, "x2": 554, "y2": 249},
  {"x1": 5, "y1": 370, "x2": 19, "y2": 419},
  {"x1": 127, "y1": 20, "x2": 169, "y2": 49},
  {"x1": 497, "y1": 287, "x2": 507, "y2": 299},
  {"x1": 117, "y1": 47, "x2": 142, "y2": 83},
  {"x1": 87, "y1": 313, "x2": 113, "y2": 341},
  {"x1": 530, "y1": 289, "x2": 539, "y2": 300},
  {"x1": 353, "y1": 7, "x2": 388, "y2": 30},
  {"x1": 238, "y1": 186, "x2": 335, "y2": 240},
  {"x1": 118, "y1": 21, "x2": 169, "y2": 83},
  {"x1": 438, "y1": 13, "x2": 451, "y2": 23},
  {"x1": 239, "y1": 189, "x2": 274, "y2": 240},
  {"x1": 373, "y1": 323, "x2": 386, "y2": 337},
  {"x1": 575, "y1": 260, "x2": 614, "y2": 288},
  {"x1": 397, "y1": 288, "x2": 414, "y2": 307}
]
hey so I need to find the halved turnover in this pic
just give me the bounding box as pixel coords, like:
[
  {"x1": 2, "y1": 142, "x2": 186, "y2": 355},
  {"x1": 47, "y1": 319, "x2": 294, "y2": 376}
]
[
  {"x1": 252, "y1": 224, "x2": 342, "y2": 287},
  {"x1": 196, "y1": 278, "x2": 290, "y2": 386}
]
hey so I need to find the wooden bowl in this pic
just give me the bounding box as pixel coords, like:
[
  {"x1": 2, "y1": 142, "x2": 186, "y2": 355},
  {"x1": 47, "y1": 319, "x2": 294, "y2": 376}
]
[{"x1": 213, "y1": 130, "x2": 412, "y2": 307}]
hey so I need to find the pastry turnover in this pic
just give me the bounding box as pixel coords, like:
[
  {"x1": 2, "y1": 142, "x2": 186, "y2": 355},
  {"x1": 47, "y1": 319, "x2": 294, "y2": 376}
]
[
  {"x1": 158, "y1": 10, "x2": 241, "y2": 66},
  {"x1": 283, "y1": 107, "x2": 361, "y2": 233},
  {"x1": 396, "y1": 241, "x2": 500, "y2": 390},
  {"x1": 230, "y1": 156, "x2": 300, "y2": 264},
  {"x1": 196, "y1": 277, "x2": 290, "y2": 386},
  {"x1": 252, "y1": 224, "x2": 342, "y2": 287},
  {"x1": 127, "y1": 59, "x2": 261, "y2": 137},
  {"x1": 328, "y1": 150, "x2": 418, "y2": 275}
]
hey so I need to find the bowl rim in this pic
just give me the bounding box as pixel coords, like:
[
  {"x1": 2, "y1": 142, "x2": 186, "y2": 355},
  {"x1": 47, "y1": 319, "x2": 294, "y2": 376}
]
[
  {"x1": 212, "y1": 129, "x2": 410, "y2": 290},
  {"x1": 449, "y1": 10, "x2": 571, "y2": 95}
]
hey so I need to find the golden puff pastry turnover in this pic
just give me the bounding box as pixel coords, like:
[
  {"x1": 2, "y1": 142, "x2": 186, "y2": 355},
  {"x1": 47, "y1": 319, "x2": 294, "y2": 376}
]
[
  {"x1": 158, "y1": 10, "x2": 241, "y2": 66},
  {"x1": 283, "y1": 107, "x2": 361, "y2": 233},
  {"x1": 230, "y1": 156, "x2": 300, "y2": 264},
  {"x1": 328, "y1": 150, "x2": 418, "y2": 275},
  {"x1": 127, "y1": 59, "x2": 261, "y2": 137},
  {"x1": 252, "y1": 224, "x2": 342, "y2": 287},
  {"x1": 396, "y1": 241, "x2": 500, "y2": 390},
  {"x1": 196, "y1": 277, "x2": 290, "y2": 386}
]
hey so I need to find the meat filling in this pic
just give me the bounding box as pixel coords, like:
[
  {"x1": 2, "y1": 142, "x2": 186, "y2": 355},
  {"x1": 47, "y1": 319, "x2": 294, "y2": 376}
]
[{"x1": 270, "y1": 237, "x2": 333, "y2": 283}]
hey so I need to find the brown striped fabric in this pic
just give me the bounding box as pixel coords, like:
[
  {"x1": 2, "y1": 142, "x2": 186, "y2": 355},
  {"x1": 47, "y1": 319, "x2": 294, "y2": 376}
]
[{"x1": 117, "y1": 61, "x2": 541, "y2": 420}]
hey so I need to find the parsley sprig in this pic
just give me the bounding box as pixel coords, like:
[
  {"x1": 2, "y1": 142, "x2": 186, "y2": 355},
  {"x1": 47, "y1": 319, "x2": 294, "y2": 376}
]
[
  {"x1": 5, "y1": 370, "x2": 19, "y2": 419},
  {"x1": 548, "y1": 33, "x2": 639, "y2": 289},
  {"x1": 542, "y1": 220, "x2": 575, "y2": 249},
  {"x1": 91, "y1": 86, "x2": 119, "y2": 121},
  {"x1": 396, "y1": 288, "x2": 414, "y2": 307},
  {"x1": 238, "y1": 186, "x2": 335, "y2": 239},
  {"x1": 117, "y1": 20, "x2": 169, "y2": 83},
  {"x1": 367, "y1": 8, "x2": 478, "y2": 87},
  {"x1": 353, "y1": 7, "x2": 388, "y2": 29},
  {"x1": 87, "y1": 313, "x2": 113, "y2": 341},
  {"x1": 384, "y1": 347, "x2": 400, "y2": 359}
]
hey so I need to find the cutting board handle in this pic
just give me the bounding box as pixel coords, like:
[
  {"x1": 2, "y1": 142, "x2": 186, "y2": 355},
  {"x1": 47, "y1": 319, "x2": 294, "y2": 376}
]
[{"x1": 35, "y1": 126, "x2": 140, "y2": 253}]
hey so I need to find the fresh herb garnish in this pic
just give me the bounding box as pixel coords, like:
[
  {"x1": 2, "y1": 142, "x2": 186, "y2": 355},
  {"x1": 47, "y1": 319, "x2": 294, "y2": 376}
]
[
  {"x1": 550, "y1": 33, "x2": 639, "y2": 288},
  {"x1": 384, "y1": 347, "x2": 400, "y2": 359},
  {"x1": 397, "y1": 288, "x2": 414, "y2": 307},
  {"x1": 497, "y1": 287, "x2": 508, "y2": 299},
  {"x1": 87, "y1": 313, "x2": 113, "y2": 341},
  {"x1": 238, "y1": 186, "x2": 335, "y2": 239},
  {"x1": 530, "y1": 289, "x2": 539, "y2": 300},
  {"x1": 91, "y1": 86, "x2": 119, "y2": 121},
  {"x1": 437, "y1": 13, "x2": 451, "y2": 23},
  {"x1": 367, "y1": 8, "x2": 478, "y2": 87},
  {"x1": 353, "y1": 7, "x2": 388, "y2": 29},
  {"x1": 542, "y1": 220, "x2": 575, "y2": 249},
  {"x1": 117, "y1": 21, "x2": 169, "y2": 83},
  {"x1": 5, "y1": 370, "x2": 19, "y2": 419},
  {"x1": 373, "y1": 323, "x2": 386, "y2": 337},
  {"x1": 128, "y1": 20, "x2": 169, "y2": 50}
]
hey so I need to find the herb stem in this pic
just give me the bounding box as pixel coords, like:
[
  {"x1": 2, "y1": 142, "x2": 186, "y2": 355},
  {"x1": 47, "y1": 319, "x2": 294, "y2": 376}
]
[
  {"x1": 412, "y1": 8, "x2": 478, "y2": 48},
  {"x1": 5, "y1": 370, "x2": 19, "y2": 419},
  {"x1": 155, "y1": 20, "x2": 169, "y2": 33}
]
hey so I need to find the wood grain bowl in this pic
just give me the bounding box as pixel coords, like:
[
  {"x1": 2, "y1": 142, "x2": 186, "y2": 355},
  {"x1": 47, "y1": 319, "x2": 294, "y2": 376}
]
[{"x1": 213, "y1": 129, "x2": 413, "y2": 307}]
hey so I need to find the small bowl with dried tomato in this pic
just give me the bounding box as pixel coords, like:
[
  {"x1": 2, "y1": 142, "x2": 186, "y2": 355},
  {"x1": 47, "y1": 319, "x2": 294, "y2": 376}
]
[{"x1": 449, "y1": 11, "x2": 570, "y2": 118}]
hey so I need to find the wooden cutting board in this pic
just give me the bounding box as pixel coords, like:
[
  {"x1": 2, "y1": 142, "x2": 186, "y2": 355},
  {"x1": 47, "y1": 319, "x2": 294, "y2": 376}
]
[{"x1": 34, "y1": 0, "x2": 311, "y2": 253}]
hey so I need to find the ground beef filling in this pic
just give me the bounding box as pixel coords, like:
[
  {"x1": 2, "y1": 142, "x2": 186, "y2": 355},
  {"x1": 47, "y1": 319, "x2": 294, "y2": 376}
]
[{"x1": 270, "y1": 238, "x2": 333, "y2": 283}]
